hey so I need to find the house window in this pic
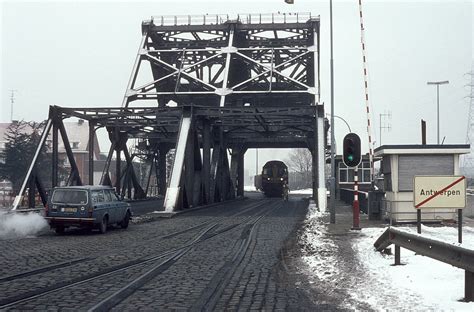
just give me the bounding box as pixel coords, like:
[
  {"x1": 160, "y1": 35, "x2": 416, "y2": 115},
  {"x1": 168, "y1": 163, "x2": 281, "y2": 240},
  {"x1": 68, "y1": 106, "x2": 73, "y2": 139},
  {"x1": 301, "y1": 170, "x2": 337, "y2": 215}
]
[{"x1": 339, "y1": 161, "x2": 371, "y2": 183}]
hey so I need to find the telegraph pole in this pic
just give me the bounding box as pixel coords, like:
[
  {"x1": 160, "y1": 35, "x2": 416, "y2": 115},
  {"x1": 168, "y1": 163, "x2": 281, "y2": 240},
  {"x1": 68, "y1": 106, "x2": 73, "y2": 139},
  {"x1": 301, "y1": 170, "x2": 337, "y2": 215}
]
[
  {"x1": 329, "y1": 0, "x2": 336, "y2": 223},
  {"x1": 9, "y1": 89, "x2": 18, "y2": 121}
]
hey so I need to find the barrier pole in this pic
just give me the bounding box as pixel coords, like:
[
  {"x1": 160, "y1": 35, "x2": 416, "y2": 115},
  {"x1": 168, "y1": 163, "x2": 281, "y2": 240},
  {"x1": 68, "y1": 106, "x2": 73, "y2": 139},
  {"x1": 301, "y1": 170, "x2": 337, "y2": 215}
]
[{"x1": 352, "y1": 166, "x2": 361, "y2": 230}]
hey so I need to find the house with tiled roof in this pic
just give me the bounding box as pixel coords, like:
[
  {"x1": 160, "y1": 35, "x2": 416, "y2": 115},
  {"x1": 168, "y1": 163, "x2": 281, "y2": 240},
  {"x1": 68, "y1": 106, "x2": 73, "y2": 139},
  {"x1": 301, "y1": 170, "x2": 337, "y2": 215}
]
[{"x1": 0, "y1": 120, "x2": 102, "y2": 197}]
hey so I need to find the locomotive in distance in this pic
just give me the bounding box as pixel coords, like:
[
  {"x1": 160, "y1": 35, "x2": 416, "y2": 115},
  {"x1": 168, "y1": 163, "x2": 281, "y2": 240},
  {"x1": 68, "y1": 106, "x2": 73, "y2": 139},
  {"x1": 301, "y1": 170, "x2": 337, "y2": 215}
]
[{"x1": 254, "y1": 160, "x2": 289, "y2": 197}]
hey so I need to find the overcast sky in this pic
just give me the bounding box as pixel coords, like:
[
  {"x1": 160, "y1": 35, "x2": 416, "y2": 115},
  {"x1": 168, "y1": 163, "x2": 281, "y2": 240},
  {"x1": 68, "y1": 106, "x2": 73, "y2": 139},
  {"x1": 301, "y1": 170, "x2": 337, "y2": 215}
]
[{"x1": 1, "y1": 0, "x2": 473, "y2": 173}]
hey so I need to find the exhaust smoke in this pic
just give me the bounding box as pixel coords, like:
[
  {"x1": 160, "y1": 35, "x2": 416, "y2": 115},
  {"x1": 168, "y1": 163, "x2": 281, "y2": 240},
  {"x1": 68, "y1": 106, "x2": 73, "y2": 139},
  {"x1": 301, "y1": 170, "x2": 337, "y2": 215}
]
[{"x1": 0, "y1": 210, "x2": 48, "y2": 239}]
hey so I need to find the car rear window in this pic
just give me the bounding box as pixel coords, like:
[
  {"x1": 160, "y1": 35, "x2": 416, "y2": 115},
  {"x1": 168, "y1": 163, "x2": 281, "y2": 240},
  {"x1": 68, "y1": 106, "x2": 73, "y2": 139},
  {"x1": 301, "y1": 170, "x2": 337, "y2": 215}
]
[
  {"x1": 51, "y1": 189, "x2": 88, "y2": 205},
  {"x1": 91, "y1": 190, "x2": 104, "y2": 203}
]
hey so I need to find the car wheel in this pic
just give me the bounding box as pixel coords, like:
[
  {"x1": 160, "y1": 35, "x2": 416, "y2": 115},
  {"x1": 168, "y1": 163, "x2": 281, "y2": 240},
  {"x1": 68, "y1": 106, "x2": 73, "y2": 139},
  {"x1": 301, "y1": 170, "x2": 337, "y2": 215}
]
[
  {"x1": 120, "y1": 211, "x2": 130, "y2": 229},
  {"x1": 99, "y1": 216, "x2": 108, "y2": 234},
  {"x1": 55, "y1": 226, "x2": 65, "y2": 234}
]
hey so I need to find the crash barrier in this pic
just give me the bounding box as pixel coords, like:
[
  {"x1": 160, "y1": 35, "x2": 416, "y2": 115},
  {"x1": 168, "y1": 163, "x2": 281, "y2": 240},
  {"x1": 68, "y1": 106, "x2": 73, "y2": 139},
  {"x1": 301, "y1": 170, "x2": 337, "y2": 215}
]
[{"x1": 374, "y1": 227, "x2": 474, "y2": 302}]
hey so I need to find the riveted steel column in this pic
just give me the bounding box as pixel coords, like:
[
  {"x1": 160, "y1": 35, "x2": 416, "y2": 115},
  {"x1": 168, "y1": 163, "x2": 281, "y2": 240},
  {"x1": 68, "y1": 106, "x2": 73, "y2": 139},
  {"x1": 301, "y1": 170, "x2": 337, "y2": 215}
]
[
  {"x1": 185, "y1": 126, "x2": 195, "y2": 207},
  {"x1": 122, "y1": 34, "x2": 147, "y2": 108},
  {"x1": 157, "y1": 148, "x2": 167, "y2": 196},
  {"x1": 100, "y1": 143, "x2": 115, "y2": 185},
  {"x1": 52, "y1": 118, "x2": 59, "y2": 188},
  {"x1": 219, "y1": 25, "x2": 235, "y2": 107},
  {"x1": 230, "y1": 149, "x2": 239, "y2": 197},
  {"x1": 237, "y1": 149, "x2": 245, "y2": 197},
  {"x1": 202, "y1": 119, "x2": 211, "y2": 203},
  {"x1": 28, "y1": 168, "x2": 36, "y2": 208},
  {"x1": 115, "y1": 149, "x2": 121, "y2": 194},
  {"x1": 88, "y1": 121, "x2": 95, "y2": 185},
  {"x1": 218, "y1": 128, "x2": 224, "y2": 201},
  {"x1": 58, "y1": 120, "x2": 82, "y2": 186}
]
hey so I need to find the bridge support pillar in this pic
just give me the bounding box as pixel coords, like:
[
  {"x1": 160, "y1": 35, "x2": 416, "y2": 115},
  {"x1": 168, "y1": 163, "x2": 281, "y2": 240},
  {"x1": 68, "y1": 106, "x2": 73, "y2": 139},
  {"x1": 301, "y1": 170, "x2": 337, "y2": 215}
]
[
  {"x1": 316, "y1": 106, "x2": 327, "y2": 211},
  {"x1": 157, "y1": 147, "x2": 168, "y2": 196},
  {"x1": 202, "y1": 119, "x2": 211, "y2": 204},
  {"x1": 230, "y1": 147, "x2": 246, "y2": 198}
]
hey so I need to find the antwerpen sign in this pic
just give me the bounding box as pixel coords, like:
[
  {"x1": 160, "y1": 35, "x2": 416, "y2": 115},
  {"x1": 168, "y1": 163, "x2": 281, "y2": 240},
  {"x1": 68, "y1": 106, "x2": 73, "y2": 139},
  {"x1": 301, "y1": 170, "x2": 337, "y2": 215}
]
[{"x1": 414, "y1": 176, "x2": 466, "y2": 209}]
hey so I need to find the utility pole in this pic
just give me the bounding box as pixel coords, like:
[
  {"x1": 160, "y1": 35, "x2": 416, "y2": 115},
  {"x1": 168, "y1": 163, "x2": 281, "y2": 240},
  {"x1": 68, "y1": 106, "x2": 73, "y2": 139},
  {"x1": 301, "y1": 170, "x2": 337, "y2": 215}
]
[
  {"x1": 427, "y1": 80, "x2": 449, "y2": 144},
  {"x1": 329, "y1": 0, "x2": 336, "y2": 223},
  {"x1": 379, "y1": 111, "x2": 391, "y2": 146},
  {"x1": 9, "y1": 89, "x2": 18, "y2": 121}
]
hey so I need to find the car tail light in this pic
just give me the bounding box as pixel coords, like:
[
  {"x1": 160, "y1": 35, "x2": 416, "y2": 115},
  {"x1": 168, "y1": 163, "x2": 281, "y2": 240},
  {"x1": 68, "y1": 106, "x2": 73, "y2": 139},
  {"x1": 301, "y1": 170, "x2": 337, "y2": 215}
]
[
  {"x1": 88, "y1": 207, "x2": 93, "y2": 217},
  {"x1": 44, "y1": 203, "x2": 49, "y2": 215}
]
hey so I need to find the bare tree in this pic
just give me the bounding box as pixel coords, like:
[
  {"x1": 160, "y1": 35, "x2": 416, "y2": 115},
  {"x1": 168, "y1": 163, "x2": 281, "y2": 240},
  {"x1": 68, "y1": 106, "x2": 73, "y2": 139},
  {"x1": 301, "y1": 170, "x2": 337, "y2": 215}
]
[
  {"x1": 285, "y1": 149, "x2": 312, "y2": 189},
  {"x1": 286, "y1": 148, "x2": 312, "y2": 173}
]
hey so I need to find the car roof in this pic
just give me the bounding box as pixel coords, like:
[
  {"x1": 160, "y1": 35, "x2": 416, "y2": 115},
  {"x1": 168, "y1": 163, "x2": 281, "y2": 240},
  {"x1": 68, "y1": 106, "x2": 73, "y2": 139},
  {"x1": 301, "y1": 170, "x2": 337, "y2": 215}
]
[{"x1": 53, "y1": 185, "x2": 114, "y2": 191}]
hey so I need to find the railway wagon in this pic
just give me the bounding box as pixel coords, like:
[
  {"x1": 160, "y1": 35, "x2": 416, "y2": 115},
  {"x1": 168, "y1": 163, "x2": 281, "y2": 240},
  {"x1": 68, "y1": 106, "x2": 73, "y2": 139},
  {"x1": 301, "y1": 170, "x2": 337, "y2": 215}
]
[{"x1": 260, "y1": 160, "x2": 288, "y2": 197}]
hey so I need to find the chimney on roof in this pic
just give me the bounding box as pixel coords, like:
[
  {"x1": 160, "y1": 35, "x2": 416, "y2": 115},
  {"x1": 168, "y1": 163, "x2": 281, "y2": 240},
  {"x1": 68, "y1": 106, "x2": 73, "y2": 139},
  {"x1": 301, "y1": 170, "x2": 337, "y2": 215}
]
[{"x1": 78, "y1": 119, "x2": 84, "y2": 125}]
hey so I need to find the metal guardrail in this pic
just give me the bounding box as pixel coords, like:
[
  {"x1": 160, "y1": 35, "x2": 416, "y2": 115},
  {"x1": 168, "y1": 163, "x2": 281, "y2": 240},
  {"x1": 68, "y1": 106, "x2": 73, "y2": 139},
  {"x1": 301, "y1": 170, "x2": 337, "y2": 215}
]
[
  {"x1": 374, "y1": 227, "x2": 474, "y2": 301},
  {"x1": 150, "y1": 13, "x2": 314, "y2": 26}
]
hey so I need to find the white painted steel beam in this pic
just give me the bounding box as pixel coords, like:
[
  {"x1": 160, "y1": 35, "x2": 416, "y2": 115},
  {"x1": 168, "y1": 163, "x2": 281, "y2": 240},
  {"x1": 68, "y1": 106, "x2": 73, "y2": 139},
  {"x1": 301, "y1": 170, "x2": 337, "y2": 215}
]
[
  {"x1": 163, "y1": 116, "x2": 191, "y2": 212},
  {"x1": 219, "y1": 27, "x2": 235, "y2": 107}
]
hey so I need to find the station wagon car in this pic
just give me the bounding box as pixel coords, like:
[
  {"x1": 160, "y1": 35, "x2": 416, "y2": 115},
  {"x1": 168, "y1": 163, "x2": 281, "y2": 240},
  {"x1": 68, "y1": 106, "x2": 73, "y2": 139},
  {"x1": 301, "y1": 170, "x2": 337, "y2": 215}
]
[{"x1": 44, "y1": 185, "x2": 132, "y2": 234}]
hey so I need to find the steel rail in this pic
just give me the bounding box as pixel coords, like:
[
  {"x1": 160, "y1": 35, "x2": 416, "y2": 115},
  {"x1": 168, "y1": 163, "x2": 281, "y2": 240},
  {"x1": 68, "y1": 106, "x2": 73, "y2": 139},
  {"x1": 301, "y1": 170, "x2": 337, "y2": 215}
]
[
  {"x1": 0, "y1": 200, "x2": 273, "y2": 308},
  {"x1": 191, "y1": 201, "x2": 281, "y2": 311},
  {"x1": 0, "y1": 199, "x2": 264, "y2": 284},
  {"x1": 87, "y1": 202, "x2": 277, "y2": 311}
]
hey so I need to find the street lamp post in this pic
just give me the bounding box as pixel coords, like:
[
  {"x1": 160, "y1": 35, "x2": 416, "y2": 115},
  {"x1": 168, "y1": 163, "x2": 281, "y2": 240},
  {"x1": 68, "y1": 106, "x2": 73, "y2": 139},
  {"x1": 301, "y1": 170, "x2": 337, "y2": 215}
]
[
  {"x1": 329, "y1": 0, "x2": 336, "y2": 223},
  {"x1": 427, "y1": 80, "x2": 449, "y2": 144},
  {"x1": 284, "y1": 0, "x2": 335, "y2": 221}
]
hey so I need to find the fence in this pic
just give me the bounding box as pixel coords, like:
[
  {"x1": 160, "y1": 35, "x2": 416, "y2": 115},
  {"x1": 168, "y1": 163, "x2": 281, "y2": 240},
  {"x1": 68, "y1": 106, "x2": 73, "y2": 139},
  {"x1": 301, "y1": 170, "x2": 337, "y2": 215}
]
[{"x1": 150, "y1": 13, "x2": 314, "y2": 27}]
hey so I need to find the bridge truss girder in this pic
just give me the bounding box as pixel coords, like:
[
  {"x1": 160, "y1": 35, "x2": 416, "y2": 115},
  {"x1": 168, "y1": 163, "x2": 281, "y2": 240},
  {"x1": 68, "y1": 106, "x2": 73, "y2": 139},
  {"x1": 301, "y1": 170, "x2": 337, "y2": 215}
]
[{"x1": 15, "y1": 14, "x2": 328, "y2": 211}]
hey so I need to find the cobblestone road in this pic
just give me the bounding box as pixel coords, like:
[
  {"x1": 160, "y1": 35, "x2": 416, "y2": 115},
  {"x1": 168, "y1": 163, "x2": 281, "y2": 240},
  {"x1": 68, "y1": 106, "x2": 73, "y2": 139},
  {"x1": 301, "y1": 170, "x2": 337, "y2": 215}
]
[{"x1": 0, "y1": 195, "x2": 319, "y2": 311}]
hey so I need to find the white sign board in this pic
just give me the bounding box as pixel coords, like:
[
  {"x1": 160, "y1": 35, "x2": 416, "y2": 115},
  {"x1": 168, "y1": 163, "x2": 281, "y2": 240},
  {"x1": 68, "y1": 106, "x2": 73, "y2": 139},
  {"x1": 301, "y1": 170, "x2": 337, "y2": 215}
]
[{"x1": 413, "y1": 176, "x2": 466, "y2": 209}]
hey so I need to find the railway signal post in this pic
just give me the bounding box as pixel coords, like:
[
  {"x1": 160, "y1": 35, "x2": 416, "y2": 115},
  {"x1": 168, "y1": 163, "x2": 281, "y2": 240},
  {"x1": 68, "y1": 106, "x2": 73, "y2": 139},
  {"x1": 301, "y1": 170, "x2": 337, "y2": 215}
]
[{"x1": 343, "y1": 133, "x2": 362, "y2": 230}]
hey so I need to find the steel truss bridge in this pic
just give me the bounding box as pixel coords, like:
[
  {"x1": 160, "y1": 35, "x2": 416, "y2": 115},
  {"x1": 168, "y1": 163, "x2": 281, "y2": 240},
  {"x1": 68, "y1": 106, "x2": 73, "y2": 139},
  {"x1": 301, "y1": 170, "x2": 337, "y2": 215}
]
[{"x1": 16, "y1": 13, "x2": 329, "y2": 211}]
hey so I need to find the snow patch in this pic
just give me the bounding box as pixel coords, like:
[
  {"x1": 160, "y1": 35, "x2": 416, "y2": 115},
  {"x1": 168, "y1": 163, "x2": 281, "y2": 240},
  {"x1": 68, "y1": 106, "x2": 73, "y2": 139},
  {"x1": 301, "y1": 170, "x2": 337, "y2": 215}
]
[
  {"x1": 300, "y1": 200, "x2": 338, "y2": 283},
  {"x1": 299, "y1": 200, "x2": 474, "y2": 310},
  {"x1": 352, "y1": 227, "x2": 473, "y2": 311}
]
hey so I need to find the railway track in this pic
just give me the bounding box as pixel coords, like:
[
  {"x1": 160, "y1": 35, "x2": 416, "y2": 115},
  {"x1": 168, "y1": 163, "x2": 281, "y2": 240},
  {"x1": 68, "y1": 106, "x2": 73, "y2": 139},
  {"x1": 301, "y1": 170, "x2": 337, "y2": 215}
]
[
  {"x1": 0, "y1": 199, "x2": 266, "y2": 285},
  {"x1": 0, "y1": 199, "x2": 280, "y2": 310}
]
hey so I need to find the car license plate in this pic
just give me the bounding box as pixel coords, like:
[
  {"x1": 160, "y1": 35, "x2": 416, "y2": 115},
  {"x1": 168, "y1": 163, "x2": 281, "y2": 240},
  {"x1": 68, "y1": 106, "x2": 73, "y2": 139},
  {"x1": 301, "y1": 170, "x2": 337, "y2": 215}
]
[{"x1": 62, "y1": 207, "x2": 77, "y2": 213}]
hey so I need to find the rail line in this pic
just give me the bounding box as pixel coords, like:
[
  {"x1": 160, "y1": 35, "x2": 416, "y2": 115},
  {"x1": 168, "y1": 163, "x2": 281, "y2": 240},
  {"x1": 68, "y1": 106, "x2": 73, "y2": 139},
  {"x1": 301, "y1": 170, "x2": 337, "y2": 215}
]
[
  {"x1": 90, "y1": 202, "x2": 278, "y2": 311},
  {"x1": 0, "y1": 199, "x2": 278, "y2": 310},
  {"x1": 0, "y1": 199, "x2": 267, "y2": 285},
  {"x1": 190, "y1": 202, "x2": 281, "y2": 311}
]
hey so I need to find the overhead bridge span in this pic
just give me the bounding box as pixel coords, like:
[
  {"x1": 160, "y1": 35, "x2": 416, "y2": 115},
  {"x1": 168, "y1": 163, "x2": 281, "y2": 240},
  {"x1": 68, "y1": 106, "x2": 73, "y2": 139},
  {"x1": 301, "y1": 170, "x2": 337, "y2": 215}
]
[{"x1": 13, "y1": 13, "x2": 329, "y2": 212}]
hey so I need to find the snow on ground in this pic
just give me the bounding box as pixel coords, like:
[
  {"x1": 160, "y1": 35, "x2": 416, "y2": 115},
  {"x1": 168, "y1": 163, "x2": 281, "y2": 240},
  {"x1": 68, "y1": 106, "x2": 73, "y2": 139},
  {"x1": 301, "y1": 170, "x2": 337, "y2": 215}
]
[
  {"x1": 244, "y1": 186, "x2": 313, "y2": 195},
  {"x1": 301, "y1": 204, "x2": 474, "y2": 311},
  {"x1": 244, "y1": 185, "x2": 257, "y2": 192},
  {"x1": 289, "y1": 188, "x2": 313, "y2": 195}
]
